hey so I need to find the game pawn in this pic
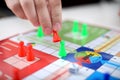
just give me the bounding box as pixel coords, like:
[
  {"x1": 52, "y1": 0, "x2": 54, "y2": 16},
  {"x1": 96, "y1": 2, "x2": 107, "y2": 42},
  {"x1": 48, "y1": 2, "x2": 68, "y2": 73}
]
[
  {"x1": 58, "y1": 40, "x2": 67, "y2": 58},
  {"x1": 27, "y1": 44, "x2": 35, "y2": 61},
  {"x1": 53, "y1": 30, "x2": 61, "y2": 42},
  {"x1": 72, "y1": 20, "x2": 79, "y2": 33},
  {"x1": 37, "y1": 26, "x2": 44, "y2": 37},
  {"x1": 81, "y1": 23, "x2": 88, "y2": 38},
  {"x1": 104, "y1": 73, "x2": 110, "y2": 80},
  {"x1": 18, "y1": 41, "x2": 26, "y2": 57},
  {"x1": 13, "y1": 69, "x2": 20, "y2": 80}
]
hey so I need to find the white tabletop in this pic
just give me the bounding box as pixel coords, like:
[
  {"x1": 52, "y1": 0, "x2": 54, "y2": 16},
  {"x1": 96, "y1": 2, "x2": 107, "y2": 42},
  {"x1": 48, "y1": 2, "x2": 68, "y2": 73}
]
[
  {"x1": 0, "y1": 2, "x2": 120, "y2": 40},
  {"x1": 62, "y1": 2, "x2": 120, "y2": 29}
]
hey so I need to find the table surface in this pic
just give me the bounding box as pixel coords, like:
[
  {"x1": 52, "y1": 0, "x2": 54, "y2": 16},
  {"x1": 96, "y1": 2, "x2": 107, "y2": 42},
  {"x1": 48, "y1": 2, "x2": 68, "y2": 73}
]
[{"x1": 0, "y1": 2, "x2": 120, "y2": 40}]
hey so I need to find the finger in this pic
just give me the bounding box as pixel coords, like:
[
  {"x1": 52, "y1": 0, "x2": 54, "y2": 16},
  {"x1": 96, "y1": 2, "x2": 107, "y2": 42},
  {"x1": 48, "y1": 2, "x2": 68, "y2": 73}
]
[
  {"x1": 35, "y1": 0, "x2": 52, "y2": 35},
  {"x1": 119, "y1": 11, "x2": 120, "y2": 16},
  {"x1": 49, "y1": 0, "x2": 62, "y2": 31},
  {"x1": 19, "y1": 0, "x2": 39, "y2": 26},
  {"x1": 5, "y1": 0, "x2": 26, "y2": 19}
]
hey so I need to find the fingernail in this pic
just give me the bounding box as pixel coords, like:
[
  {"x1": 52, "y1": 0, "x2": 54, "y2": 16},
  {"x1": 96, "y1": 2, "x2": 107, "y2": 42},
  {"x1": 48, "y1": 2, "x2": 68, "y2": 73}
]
[
  {"x1": 34, "y1": 22, "x2": 40, "y2": 27},
  {"x1": 54, "y1": 23, "x2": 61, "y2": 31},
  {"x1": 44, "y1": 27, "x2": 52, "y2": 35}
]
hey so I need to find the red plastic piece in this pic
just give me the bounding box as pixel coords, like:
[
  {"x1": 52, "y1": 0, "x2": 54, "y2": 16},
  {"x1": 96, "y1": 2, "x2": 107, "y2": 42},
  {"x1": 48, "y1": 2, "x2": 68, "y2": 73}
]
[
  {"x1": 18, "y1": 41, "x2": 26, "y2": 57},
  {"x1": 13, "y1": 69, "x2": 20, "y2": 80},
  {"x1": 27, "y1": 44, "x2": 35, "y2": 61},
  {"x1": 53, "y1": 30, "x2": 61, "y2": 42}
]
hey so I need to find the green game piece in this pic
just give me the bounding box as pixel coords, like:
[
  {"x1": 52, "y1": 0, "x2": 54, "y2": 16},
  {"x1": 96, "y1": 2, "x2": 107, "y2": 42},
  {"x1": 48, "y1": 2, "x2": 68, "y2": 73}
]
[
  {"x1": 58, "y1": 40, "x2": 67, "y2": 58},
  {"x1": 72, "y1": 20, "x2": 79, "y2": 33},
  {"x1": 37, "y1": 26, "x2": 44, "y2": 37},
  {"x1": 81, "y1": 23, "x2": 88, "y2": 37},
  {"x1": 60, "y1": 40, "x2": 65, "y2": 45}
]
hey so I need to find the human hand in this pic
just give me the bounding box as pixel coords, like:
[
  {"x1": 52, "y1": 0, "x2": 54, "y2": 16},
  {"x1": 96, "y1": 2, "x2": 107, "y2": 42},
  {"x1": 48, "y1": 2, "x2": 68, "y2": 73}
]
[
  {"x1": 118, "y1": 11, "x2": 120, "y2": 16},
  {"x1": 5, "y1": 0, "x2": 62, "y2": 35}
]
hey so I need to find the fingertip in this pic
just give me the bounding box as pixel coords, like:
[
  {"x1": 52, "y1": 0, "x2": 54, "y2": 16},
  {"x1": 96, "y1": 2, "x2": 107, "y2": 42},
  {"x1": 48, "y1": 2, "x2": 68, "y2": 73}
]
[
  {"x1": 33, "y1": 22, "x2": 40, "y2": 27},
  {"x1": 44, "y1": 27, "x2": 52, "y2": 35},
  {"x1": 53, "y1": 23, "x2": 61, "y2": 31}
]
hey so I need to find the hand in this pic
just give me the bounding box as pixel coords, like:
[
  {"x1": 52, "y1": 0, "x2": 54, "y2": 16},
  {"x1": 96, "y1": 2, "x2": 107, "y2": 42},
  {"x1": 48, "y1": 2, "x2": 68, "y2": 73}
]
[{"x1": 5, "y1": 0, "x2": 62, "y2": 35}]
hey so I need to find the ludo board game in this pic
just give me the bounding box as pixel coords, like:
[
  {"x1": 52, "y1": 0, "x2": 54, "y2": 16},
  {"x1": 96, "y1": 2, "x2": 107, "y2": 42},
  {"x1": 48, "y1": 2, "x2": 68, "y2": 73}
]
[{"x1": 0, "y1": 20, "x2": 120, "y2": 80}]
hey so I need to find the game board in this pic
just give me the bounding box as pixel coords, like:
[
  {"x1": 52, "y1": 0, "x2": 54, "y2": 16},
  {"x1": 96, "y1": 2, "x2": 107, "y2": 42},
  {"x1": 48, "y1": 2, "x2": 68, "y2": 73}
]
[{"x1": 0, "y1": 20, "x2": 120, "y2": 80}]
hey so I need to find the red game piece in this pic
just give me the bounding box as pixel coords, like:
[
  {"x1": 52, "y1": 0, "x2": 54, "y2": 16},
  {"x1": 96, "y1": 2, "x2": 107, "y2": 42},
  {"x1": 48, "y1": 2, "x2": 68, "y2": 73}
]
[
  {"x1": 13, "y1": 69, "x2": 20, "y2": 80},
  {"x1": 53, "y1": 30, "x2": 61, "y2": 42},
  {"x1": 27, "y1": 44, "x2": 35, "y2": 61},
  {"x1": 18, "y1": 41, "x2": 26, "y2": 57}
]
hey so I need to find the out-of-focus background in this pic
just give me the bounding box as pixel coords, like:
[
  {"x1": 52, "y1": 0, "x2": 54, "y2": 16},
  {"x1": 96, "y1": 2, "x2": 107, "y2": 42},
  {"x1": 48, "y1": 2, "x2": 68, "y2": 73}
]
[
  {"x1": 0, "y1": 0, "x2": 120, "y2": 40},
  {"x1": 0, "y1": 0, "x2": 119, "y2": 17}
]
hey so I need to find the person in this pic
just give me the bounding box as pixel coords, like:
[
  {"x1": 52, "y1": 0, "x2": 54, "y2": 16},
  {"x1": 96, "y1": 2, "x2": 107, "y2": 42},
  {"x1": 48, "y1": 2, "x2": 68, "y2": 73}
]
[{"x1": 5, "y1": 0, "x2": 62, "y2": 35}]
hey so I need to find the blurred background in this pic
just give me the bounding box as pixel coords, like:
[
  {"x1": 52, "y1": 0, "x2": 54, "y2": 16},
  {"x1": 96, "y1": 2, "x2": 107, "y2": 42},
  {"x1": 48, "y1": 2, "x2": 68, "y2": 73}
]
[{"x1": 0, "y1": 0, "x2": 119, "y2": 18}]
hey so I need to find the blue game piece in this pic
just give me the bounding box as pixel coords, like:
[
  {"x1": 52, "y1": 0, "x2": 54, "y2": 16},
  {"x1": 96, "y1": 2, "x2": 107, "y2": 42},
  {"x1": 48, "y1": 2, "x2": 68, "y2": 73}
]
[
  {"x1": 87, "y1": 71, "x2": 120, "y2": 80},
  {"x1": 104, "y1": 73, "x2": 110, "y2": 80}
]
